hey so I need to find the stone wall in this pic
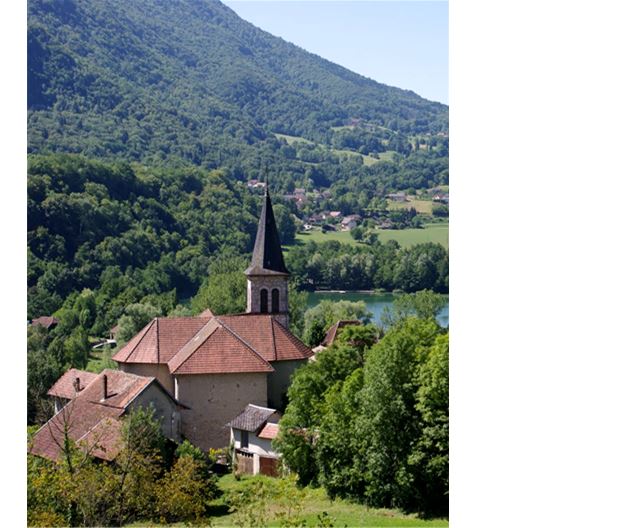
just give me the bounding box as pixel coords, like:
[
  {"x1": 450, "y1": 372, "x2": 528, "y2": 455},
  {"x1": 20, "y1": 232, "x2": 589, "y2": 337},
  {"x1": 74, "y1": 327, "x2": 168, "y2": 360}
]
[
  {"x1": 119, "y1": 363, "x2": 175, "y2": 396},
  {"x1": 268, "y1": 359, "x2": 307, "y2": 410},
  {"x1": 175, "y1": 372, "x2": 268, "y2": 451}
]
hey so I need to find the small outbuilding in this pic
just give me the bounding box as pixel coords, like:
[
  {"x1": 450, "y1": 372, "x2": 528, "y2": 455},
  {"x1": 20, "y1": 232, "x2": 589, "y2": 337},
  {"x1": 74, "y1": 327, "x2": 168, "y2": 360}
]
[{"x1": 228, "y1": 404, "x2": 281, "y2": 476}]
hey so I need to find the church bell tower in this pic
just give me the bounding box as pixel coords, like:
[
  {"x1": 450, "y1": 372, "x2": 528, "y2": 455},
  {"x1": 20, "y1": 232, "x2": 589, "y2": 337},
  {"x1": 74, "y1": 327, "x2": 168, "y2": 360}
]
[{"x1": 245, "y1": 185, "x2": 290, "y2": 328}]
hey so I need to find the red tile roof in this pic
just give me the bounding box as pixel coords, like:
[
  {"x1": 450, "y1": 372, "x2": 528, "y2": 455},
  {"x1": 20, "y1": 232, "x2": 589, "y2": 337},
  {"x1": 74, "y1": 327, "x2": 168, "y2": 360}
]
[
  {"x1": 258, "y1": 423, "x2": 279, "y2": 440},
  {"x1": 115, "y1": 313, "x2": 312, "y2": 375},
  {"x1": 47, "y1": 369, "x2": 99, "y2": 400},
  {"x1": 31, "y1": 316, "x2": 59, "y2": 329},
  {"x1": 219, "y1": 314, "x2": 313, "y2": 362},
  {"x1": 112, "y1": 316, "x2": 211, "y2": 364},
  {"x1": 29, "y1": 369, "x2": 170, "y2": 462},
  {"x1": 168, "y1": 319, "x2": 273, "y2": 375}
]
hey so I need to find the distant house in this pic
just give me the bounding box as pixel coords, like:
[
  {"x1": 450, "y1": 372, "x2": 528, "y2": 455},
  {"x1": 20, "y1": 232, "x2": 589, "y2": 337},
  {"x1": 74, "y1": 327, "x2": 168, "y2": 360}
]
[
  {"x1": 328, "y1": 211, "x2": 342, "y2": 218},
  {"x1": 247, "y1": 180, "x2": 266, "y2": 190},
  {"x1": 341, "y1": 214, "x2": 362, "y2": 231},
  {"x1": 30, "y1": 369, "x2": 183, "y2": 462},
  {"x1": 228, "y1": 404, "x2": 281, "y2": 476},
  {"x1": 321, "y1": 320, "x2": 362, "y2": 348},
  {"x1": 387, "y1": 192, "x2": 407, "y2": 202},
  {"x1": 109, "y1": 325, "x2": 119, "y2": 340},
  {"x1": 31, "y1": 316, "x2": 59, "y2": 330},
  {"x1": 378, "y1": 219, "x2": 394, "y2": 229}
]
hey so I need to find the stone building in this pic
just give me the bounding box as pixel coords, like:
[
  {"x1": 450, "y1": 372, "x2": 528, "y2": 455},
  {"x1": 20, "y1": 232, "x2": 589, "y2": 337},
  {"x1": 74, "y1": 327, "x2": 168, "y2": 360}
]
[{"x1": 110, "y1": 187, "x2": 313, "y2": 451}]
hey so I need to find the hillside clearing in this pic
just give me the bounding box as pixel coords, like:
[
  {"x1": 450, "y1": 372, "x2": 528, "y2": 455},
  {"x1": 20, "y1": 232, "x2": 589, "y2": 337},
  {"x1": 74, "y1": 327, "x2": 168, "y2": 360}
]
[
  {"x1": 293, "y1": 225, "x2": 448, "y2": 249},
  {"x1": 388, "y1": 198, "x2": 434, "y2": 214}
]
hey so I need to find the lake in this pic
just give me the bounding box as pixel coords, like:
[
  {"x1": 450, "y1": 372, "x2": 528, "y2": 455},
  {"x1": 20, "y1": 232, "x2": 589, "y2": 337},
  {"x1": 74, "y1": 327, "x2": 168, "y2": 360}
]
[{"x1": 306, "y1": 291, "x2": 449, "y2": 328}]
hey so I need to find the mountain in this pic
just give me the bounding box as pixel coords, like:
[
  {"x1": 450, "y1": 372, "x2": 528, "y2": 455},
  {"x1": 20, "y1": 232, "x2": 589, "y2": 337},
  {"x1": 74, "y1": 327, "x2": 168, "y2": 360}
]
[{"x1": 28, "y1": 0, "x2": 448, "y2": 179}]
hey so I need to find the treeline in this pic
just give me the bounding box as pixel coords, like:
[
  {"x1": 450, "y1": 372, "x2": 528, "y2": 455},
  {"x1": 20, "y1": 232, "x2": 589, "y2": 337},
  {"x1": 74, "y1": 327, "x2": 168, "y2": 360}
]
[
  {"x1": 286, "y1": 239, "x2": 449, "y2": 293},
  {"x1": 275, "y1": 318, "x2": 449, "y2": 517}
]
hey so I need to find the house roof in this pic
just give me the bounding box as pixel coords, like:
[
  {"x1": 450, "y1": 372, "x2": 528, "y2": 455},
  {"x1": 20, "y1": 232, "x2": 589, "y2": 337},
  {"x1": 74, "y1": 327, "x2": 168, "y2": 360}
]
[
  {"x1": 47, "y1": 368, "x2": 99, "y2": 400},
  {"x1": 258, "y1": 422, "x2": 279, "y2": 440},
  {"x1": 168, "y1": 318, "x2": 273, "y2": 375},
  {"x1": 321, "y1": 320, "x2": 362, "y2": 347},
  {"x1": 227, "y1": 404, "x2": 277, "y2": 432},
  {"x1": 30, "y1": 369, "x2": 171, "y2": 462},
  {"x1": 244, "y1": 188, "x2": 289, "y2": 276},
  {"x1": 31, "y1": 316, "x2": 58, "y2": 329},
  {"x1": 115, "y1": 313, "x2": 313, "y2": 373}
]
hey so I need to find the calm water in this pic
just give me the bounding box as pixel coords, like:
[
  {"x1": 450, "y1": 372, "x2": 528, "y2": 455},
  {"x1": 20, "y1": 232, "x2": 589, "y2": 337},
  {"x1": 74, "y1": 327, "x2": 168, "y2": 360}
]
[{"x1": 306, "y1": 291, "x2": 449, "y2": 328}]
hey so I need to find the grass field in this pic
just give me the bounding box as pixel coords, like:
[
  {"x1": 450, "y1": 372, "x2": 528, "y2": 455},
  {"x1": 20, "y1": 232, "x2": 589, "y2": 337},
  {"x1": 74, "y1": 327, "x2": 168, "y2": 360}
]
[
  {"x1": 274, "y1": 133, "x2": 312, "y2": 145},
  {"x1": 387, "y1": 198, "x2": 434, "y2": 215},
  {"x1": 293, "y1": 225, "x2": 448, "y2": 249},
  {"x1": 130, "y1": 474, "x2": 447, "y2": 527}
]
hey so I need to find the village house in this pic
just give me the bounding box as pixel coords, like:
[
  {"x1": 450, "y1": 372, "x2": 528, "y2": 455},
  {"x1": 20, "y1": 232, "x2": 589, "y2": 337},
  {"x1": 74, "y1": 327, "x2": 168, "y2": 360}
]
[
  {"x1": 228, "y1": 404, "x2": 281, "y2": 476},
  {"x1": 341, "y1": 214, "x2": 362, "y2": 231},
  {"x1": 32, "y1": 187, "x2": 313, "y2": 458},
  {"x1": 387, "y1": 191, "x2": 407, "y2": 202},
  {"x1": 30, "y1": 369, "x2": 183, "y2": 462}
]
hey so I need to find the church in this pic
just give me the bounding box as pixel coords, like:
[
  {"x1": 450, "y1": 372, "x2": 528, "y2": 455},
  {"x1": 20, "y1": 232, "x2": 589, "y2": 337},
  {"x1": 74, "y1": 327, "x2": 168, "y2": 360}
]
[{"x1": 30, "y1": 188, "x2": 313, "y2": 459}]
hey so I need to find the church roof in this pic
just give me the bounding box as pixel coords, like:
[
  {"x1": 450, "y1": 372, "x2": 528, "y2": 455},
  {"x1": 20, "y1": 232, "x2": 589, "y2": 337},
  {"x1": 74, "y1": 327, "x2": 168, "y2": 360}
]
[
  {"x1": 30, "y1": 370, "x2": 175, "y2": 462},
  {"x1": 112, "y1": 316, "x2": 211, "y2": 364},
  {"x1": 218, "y1": 314, "x2": 313, "y2": 362},
  {"x1": 114, "y1": 313, "x2": 312, "y2": 373},
  {"x1": 244, "y1": 188, "x2": 289, "y2": 276},
  {"x1": 167, "y1": 318, "x2": 273, "y2": 375}
]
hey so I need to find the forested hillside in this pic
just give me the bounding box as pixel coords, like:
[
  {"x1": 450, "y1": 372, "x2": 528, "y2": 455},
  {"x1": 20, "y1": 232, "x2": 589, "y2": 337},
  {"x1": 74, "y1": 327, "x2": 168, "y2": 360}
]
[{"x1": 28, "y1": 0, "x2": 448, "y2": 192}]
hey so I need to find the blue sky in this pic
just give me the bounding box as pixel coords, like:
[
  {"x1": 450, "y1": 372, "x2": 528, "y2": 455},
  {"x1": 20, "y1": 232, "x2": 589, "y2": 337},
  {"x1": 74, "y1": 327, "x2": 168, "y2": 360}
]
[{"x1": 223, "y1": 1, "x2": 448, "y2": 105}]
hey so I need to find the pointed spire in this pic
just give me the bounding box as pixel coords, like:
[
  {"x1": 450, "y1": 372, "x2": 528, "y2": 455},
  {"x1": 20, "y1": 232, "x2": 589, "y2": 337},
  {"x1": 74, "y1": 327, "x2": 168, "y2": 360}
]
[{"x1": 245, "y1": 187, "x2": 289, "y2": 276}]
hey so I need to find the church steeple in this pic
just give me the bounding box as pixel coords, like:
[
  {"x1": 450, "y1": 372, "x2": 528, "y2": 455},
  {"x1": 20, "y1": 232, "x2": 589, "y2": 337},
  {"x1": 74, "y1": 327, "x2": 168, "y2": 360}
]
[
  {"x1": 245, "y1": 184, "x2": 289, "y2": 276},
  {"x1": 244, "y1": 185, "x2": 290, "y2": 327}
]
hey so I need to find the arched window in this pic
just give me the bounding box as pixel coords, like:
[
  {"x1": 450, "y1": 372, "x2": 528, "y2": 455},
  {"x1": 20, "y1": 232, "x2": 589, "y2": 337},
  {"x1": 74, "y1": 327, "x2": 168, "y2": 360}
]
[
  {"x1": 271, "y1": 288, "x2": 280, "y2": 313},
  {"x1": 260, "y1": 288, "x2": 268, "y2": 313}
]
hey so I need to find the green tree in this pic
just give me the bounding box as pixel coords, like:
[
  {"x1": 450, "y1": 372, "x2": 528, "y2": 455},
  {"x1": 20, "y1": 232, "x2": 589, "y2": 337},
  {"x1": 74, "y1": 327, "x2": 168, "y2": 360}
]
[
  {"x1": 190, "y1": 256, "x2": 248, "y2": 315},
  {"x1": 116, "y1": 303, "x2": 162, "y2": 345},
  {"x1": 357, "y1": 317, "x2": 442, "y2": 510},
  {"x1": 411, "y1": 333, "x2": 449, "y2": 516},
  {"x1": 381, "y1": 289, "x2": 447, "y2": 327}
]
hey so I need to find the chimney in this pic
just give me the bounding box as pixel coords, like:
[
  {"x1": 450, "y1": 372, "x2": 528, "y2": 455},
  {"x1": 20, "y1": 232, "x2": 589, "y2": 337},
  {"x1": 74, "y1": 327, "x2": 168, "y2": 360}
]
[
  {"x1": 102, "y1": 375, "x2": 108, "y2": 401},
  {"x1": 73, "y1": 377, "x2": 81, "y2": 393}
]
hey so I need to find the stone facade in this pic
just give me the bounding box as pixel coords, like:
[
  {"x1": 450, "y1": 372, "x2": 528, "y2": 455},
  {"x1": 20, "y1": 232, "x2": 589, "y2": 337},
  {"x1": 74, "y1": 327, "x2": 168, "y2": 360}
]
[
  {"x1": 267, "y1": 359, "x2": 306, "y2": 409},
  {"x1": 174, "y1": 372, "x2": 268, "y2": 451},
  {"x1": 120, "y1": 362, "x2": 175, "y2": 396},
  {"x1": 128, "y1": 382, "x2": 182, "y2": 441},
  {"x1": 246, "y1": 275, "x2": 289, "y2": 328}
]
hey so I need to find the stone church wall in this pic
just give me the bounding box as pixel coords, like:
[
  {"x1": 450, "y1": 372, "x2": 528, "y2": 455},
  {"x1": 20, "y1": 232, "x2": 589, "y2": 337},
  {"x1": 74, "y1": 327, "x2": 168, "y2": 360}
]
[{"x1": 175, "y1": 372, "x2": 268, "y2": 451}]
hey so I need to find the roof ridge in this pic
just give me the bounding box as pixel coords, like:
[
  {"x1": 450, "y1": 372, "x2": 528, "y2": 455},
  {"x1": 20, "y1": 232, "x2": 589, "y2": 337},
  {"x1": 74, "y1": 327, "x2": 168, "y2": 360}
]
[
  {"x1": 216, "y1": 318, "x2": 273, "y2": 370},
  {"x1": 270, "y1": 316, "x2": 277, "y2": 361},
  {"x1": 168, "y1": 318, "x2": 222, "y2": 373}
]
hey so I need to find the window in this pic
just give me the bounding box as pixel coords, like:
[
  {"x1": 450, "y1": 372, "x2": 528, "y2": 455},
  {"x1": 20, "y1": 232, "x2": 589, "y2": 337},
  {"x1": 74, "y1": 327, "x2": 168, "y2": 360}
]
[
  {"x1": 260, "y1": 288, "x2": 268, "y2": 313},
  {"x1": 240, "y1": 429, "x2": 249, "y2": 448},
  {"x1": 271, "y1": 288, "x2": 280, "y2": 313}
]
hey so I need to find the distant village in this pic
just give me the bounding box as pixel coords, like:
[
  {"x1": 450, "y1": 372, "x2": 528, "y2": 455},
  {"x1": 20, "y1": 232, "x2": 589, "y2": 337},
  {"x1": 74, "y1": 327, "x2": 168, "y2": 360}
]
[{"x1": 246, "y1": 179, "x2": 449, "y2": 233}]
